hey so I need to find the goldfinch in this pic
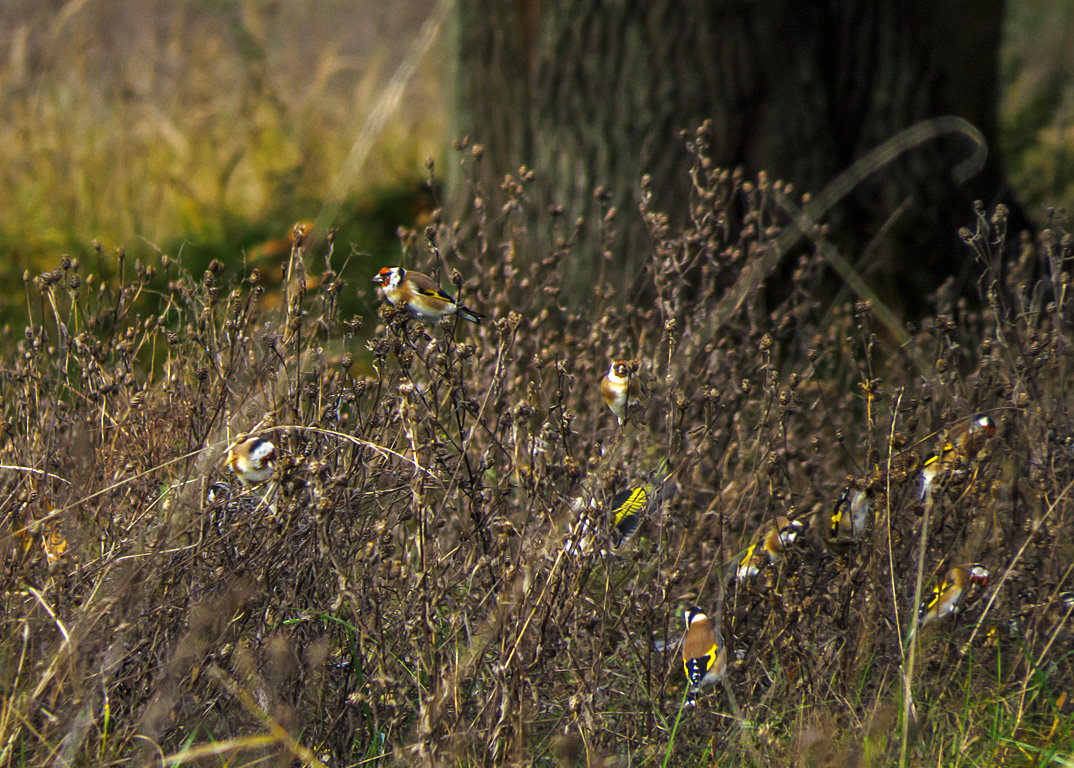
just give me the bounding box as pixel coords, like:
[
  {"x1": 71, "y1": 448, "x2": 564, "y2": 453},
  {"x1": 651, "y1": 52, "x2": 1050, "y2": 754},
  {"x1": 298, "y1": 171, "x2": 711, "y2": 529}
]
[
  {"x1": 918, "y1": 563, "x2": 989, "y2": 626},
  {"x1": 372, "y1": 266, "x2": 484, "y2": 323},
  {"x1": 206, "y1": 482, "x2": 235, "y2": 534},
  {"x1": 826, "y1": 485, "x2": 871, "y2": 545},
  {"x1": 205, "y1": 482, "x2": 261, "y2": 563},
  {"x1": 225, "y1": 436, "x2": 276, "y2": 487},
  {"x1": 601, "y1": 360, "x2": 644, "y2": 425},
  {"x1": 206, "y1": 482, "x2": 265, "y2": 514},
  {"x1": 607, "y1": 484, "x2": 649, "y2": 547},
  {"x1": 681, "y1": 606, "x2": 727, "y2": 706},
  {"x1": 736, "y1": 515, "x2": 804, "y2": 579},
  {"x1": 40, "y1": 501, "x2": 67, "y2": 566},
  {"x1": 565, "y1": 472, "x2": 676, "y2": 554},
  {"x1": 920, "y1": 414, "x2": 997, "y2": 500},
  {"x1": 206, "y1": 482, "x2": 233, "y2": 507},
  {"x1": 14, "y1": 499, "x2": 68, "y2": 566},
  {"x1": 41, "y1": 522, "x2": 67, "y2": 566}
]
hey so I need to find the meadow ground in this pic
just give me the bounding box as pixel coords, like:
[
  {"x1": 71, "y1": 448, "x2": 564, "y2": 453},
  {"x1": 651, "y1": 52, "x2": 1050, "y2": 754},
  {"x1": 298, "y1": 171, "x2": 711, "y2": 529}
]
[
  {"x1": 2, "y1": 2, "x2": 1074, "y2": 766},
  {"x1": 2, "y1": 133, "x2": 1073, "y2": 766}
]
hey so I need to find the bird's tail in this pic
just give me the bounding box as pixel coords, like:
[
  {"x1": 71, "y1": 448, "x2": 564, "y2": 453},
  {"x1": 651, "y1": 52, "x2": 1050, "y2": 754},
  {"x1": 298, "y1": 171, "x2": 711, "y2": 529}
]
[{"x1": 458, "y1": 305, "x2": 485, "y2": 323}]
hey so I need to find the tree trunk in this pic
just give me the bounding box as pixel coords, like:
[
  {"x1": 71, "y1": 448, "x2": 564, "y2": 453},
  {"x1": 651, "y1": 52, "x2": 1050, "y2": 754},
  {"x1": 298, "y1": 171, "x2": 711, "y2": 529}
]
[{"x1": 452, "y1": 0, "x2": 1017, "y2": 308}]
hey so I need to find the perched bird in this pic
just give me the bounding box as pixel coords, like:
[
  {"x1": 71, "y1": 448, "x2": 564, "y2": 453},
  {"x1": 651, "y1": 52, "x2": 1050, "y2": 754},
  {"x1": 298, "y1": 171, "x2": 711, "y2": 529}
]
[
  {"x1": 825, "y1": 485, "x2": 871, "y2": 546},
  {"x1": 38, "y1": 500, "x2": 67, "y2": 566},
  {"x1": 41, "y1": 521, "x2": 67, "y2": 566},
  {"x1": 206, "y1": 482, "x2": 265, "y2": 514},
  {"x1": 12, "y1": 499, "x2": 68, "y2": 566},
  {"x1": 920, "y1": 414, "x2": 997, "y2": 500},
  {"x1": 372, "y1": 266, "x2": 484, "y2": 323},
  {"x1": 606, "y1": 476, "x2": 677, "y2": 548},
  {"x1": 563, "y1": 475, "x2": 676, "y2": 554},
  {"x1": 225, "y1": 436, "x2": 277, "y2": 487},
  {"x1": 206, "y1": 482, "x2": 234, "y2": 507},
  {"x1": 601, "y1": 360, "x2": 644, "y2": 425},
  {"x1": 736, "y1": 515, "x2": 804, "y2": 579},
  {"x1": 607, "y1": 485, "x2": 647, "y2": 547},
  {"x1": 204, "y1": 482, "x2": 263, "y2": 564},
  {"x1": 681, "y1": 606, "x2": 727, "y2": 706},
  {"x1": 918, "y1": 564, "x2": 990, "y2": 626}
]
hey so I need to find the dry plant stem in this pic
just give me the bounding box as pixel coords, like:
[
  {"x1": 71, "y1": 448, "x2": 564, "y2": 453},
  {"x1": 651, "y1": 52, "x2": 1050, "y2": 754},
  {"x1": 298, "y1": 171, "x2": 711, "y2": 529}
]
[
  {"x1": 399, "y1": 394, "x2": 427, "y2": 573},
  {"x1": 975, "y1": 478, "x2": 1074, "y2": 738},
  {"x1": 441, "y1": 326, "x2": 515, "y2": 542},
  {"x1": 0, "y1": 623, "x2": 31, "y2": 763},
  {"x1": 963, "y1": 477, "x2": 1074, "y2": 652},
  {"x1": 9, "y1": 442, "x2": 237, "y2": 539},
  {"x1": 4, "y1": 127, "x2": 1073, "y2": 764},
  {"x1": 0, "y1": 464, "x2": 70, "y2": 485},
  {"x1": 292, "y1": 425, "x2": 435, "y2": 477},
  {"x1": 1020, "y1": 601, "x2": 1074, "y2": 720},
  {"x1": 887, "y1": 388, "x2": 906, "y2": 651},
  {"x1": 162, "y1": 734, "x2": 281, "y2": 764},
  {"x1": 899, "y1": 494, "x2": 933, "y2": 768},
  {"x1": 204, "y1": 665, "x2": 329, "y2": 768},
  {"x1": 1023, "y1": 562, "x2": 1074, "y2": 680},
  {"x1": 714, "y1": 117, "x2": 985, "y2": 331},
  {"x1": 719, "y1": 675, "x2": 762, "y2": 766}
]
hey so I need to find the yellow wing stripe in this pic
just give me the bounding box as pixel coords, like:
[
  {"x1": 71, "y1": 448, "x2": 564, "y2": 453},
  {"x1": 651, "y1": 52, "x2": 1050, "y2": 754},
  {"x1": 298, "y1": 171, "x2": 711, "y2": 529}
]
[
  {"x1": 416, "y1": 286, "x2": 455, "y2": 302},
  {"x1": 830, "y1": 498, "x2": 845, "y2": 534},
  {"x1": 612, "y1": 487, "x2": 649, "y2": 522},
  {"x1": 924, "y1": 441, "x2": 956, "y2": 468},
  {"x1": 684, "y1": 644, "x2": 719, "y2": 680},
  {"x1": 922, "y1": 580, "x2": 946, "y2": 612}
]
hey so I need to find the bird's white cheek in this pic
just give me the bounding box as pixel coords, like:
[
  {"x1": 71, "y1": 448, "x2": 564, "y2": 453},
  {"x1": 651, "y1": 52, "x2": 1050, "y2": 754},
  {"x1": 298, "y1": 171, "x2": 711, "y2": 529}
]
[{"x1": 737, "y1": 563, "x2": 759, "y2": 579}]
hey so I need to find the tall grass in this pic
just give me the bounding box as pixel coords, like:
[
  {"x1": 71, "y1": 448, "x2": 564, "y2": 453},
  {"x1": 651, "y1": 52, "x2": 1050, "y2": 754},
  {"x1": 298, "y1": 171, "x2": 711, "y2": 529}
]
[
  {"x1": 1, "y1": 124, "x2": 1072, "y2": 766},
  {"x1": 0, "y1": 0, "x2": 445, "y2": 280}
]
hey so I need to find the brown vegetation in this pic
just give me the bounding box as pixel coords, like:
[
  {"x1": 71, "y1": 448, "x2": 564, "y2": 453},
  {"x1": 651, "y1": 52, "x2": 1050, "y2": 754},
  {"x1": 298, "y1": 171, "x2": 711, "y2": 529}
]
[{"x1": 2, "y1": 129, "x2": 1073, "y2": 767}]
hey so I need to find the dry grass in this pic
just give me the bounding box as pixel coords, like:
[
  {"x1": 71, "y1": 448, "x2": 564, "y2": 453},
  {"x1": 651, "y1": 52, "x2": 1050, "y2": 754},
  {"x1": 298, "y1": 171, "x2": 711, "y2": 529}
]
[
  {"x1": 1, "y1": 126, "x2": 1072, "y2": 767},
  {"x1": 0, "y1": 0, "x2": 1071, "y2": 275},
  {"x1": 0, "y1": 0, "x2": 445, "y2": 280},
  {"x1": 1002, "y1": 0, "x2": 1074, "y2": 216}
]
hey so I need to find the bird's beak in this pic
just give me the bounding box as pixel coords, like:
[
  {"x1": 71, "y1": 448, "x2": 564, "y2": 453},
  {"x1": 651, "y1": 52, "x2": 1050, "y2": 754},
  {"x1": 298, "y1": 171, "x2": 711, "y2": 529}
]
[{"x1": 372, "y1": 276, "x2": 382, "y2": 284}]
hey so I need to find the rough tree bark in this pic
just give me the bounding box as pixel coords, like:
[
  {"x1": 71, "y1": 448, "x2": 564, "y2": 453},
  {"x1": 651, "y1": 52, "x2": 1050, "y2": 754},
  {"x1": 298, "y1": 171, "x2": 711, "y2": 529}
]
[{"x1": 452, "y1": 0, "x2": 1019, "y2": 308}]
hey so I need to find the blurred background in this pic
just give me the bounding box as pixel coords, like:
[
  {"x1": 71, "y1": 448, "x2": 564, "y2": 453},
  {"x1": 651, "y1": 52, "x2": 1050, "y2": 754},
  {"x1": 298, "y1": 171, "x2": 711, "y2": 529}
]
[
  {"x1": 1004, "y1": 0, "x2": 1074, "y2": 214},
  {"x1": 0, "y1": 0, "x2": 446, "y2": 323},
  {"x1": 0, "y1": 0, "x2": 1071, "y2": 320}
]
